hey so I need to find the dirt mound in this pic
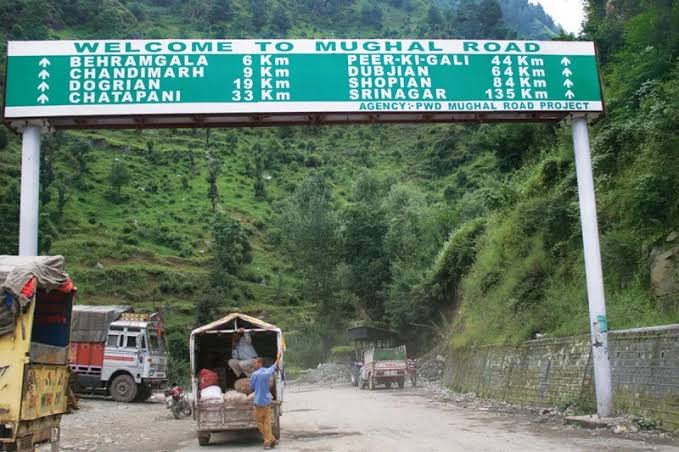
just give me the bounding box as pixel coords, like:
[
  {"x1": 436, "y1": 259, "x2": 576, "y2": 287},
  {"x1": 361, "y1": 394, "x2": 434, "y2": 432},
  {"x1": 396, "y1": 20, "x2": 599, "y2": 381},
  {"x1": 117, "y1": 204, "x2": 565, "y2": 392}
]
[
  {"x1": 416, "y1": 354, "x2": 446, "y2": 381},
  {"x1": 294, "y1": 362, "x2": 351, "y2": 385}
]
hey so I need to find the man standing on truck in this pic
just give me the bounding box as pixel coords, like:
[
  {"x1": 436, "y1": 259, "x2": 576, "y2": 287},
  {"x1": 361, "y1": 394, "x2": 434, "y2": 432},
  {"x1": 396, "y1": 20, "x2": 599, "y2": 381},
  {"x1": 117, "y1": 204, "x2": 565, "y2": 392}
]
[
  {"x1": 228, "y1": 328, "x2": 258, "y2": 377},
  {"x1": 251, "y1": 354, "x2": 281, "y2": 450}
]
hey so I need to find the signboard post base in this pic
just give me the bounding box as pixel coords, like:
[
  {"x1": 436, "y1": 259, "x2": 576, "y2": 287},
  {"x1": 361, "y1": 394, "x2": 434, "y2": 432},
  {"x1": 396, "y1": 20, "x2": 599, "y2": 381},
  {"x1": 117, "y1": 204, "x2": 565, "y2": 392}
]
[
  {"x1": 18, "y1": 124, "x2": 42, "y2": 256},
  {"x1": 571, "y1": 114, "x2": 613, "y2": 417}
]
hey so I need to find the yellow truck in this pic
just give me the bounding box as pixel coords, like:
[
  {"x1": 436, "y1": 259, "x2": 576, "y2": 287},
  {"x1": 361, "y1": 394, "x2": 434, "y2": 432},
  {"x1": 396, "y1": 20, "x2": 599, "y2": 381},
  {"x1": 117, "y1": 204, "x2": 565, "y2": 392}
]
[{"x1": 0, "y1": 256, "x2": 76, "y2": 452}]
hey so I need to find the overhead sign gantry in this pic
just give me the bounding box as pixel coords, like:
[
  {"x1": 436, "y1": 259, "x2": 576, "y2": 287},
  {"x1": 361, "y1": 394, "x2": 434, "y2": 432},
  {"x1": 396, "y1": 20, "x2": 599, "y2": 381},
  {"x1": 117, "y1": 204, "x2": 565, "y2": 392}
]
[
  {"x1": 1, "y1": 38, "x2": 612, "y2": 419},
  {"x1": 3, "y1": 39, "x2": 603, "y2": 128}
]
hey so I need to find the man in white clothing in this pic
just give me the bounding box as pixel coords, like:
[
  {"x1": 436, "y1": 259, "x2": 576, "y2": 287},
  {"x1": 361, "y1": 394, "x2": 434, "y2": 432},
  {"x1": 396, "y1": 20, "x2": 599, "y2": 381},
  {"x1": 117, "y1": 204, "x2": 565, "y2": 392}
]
[{"x1": 228, "y1": 328, "x2": 258, "y2": 377}]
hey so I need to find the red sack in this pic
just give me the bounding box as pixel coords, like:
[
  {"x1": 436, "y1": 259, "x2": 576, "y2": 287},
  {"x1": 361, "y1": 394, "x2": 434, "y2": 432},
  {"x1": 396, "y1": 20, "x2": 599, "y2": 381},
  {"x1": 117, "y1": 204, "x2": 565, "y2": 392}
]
[{"x1": 198, "y1": 369, "x2": 219, "y2": 390}]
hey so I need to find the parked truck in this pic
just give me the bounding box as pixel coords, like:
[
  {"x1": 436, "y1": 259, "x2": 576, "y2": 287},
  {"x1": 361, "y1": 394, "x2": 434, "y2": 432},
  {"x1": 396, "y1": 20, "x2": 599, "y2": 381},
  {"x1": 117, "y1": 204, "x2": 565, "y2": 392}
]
[
  {"x1": 0, "y1": 255, "x2": 76, "y2": 452},
  {"x1": 69, "y1": 305, "x2": 168, "y2": 402}
]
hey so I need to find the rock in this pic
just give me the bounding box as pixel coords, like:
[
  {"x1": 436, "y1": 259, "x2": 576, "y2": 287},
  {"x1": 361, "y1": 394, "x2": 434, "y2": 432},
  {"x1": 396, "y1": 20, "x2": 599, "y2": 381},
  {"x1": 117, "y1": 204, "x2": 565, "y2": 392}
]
[
  {"x1": 650, "y1": 245, "x2": 679, "y2": 298},
  {"x1": 612, "y1": 425, "x2": 628, "y2": 434},
  {"x1": 628, "y1": 425, "x2": 639, "y2": 433},
  {"x1": 667, "y1": 231, "x2": 678, "y2": 242},
  {"x1": 417, "y1": 357, "x2": 446, "y2": 382},
  {"x1": 95, "y1": 262, "x2": 104, "y2": 269}
]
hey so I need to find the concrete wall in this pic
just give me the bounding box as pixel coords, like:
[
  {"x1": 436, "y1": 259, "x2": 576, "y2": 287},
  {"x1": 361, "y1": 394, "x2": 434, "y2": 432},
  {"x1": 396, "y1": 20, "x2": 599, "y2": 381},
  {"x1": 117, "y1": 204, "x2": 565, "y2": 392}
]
[{"x1": 443, "y1": 325, "x2": 679, "y2": 431}]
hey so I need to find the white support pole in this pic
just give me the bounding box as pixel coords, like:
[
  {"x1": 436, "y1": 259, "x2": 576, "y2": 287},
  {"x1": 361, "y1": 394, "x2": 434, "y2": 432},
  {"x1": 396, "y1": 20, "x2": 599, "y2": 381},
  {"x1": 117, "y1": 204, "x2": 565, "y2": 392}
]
[
  {"x1": 571, "y1": 115, "x2": 613, "y2": 417},
  {"x1": 18, "y1": 125, "x2": 42, "y2": 256}
]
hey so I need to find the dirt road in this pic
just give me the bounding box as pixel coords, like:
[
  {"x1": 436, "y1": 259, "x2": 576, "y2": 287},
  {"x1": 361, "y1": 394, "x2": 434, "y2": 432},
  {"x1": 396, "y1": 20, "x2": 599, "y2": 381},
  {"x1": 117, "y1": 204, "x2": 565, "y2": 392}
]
[{"x1": 46, "y1": 384, "x2": 678, "y2": 452}]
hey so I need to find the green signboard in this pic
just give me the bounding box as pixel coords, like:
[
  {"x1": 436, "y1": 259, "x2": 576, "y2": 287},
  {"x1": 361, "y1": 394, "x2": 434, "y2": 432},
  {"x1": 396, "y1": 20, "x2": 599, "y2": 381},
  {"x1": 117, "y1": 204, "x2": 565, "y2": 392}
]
[{"x1": 3, "y1": 39, "x2": 604, "y2": 128}]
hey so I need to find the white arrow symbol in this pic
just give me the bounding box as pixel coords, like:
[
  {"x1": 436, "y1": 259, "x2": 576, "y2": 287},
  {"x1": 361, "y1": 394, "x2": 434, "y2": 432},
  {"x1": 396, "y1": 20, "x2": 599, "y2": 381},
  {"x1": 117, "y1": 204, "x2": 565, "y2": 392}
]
[
  {"x1": 37, "y1": 93, "x2": 49, "y2": 104},
  {"x1": 563, "y1": 79, "x2": 574, "y2": 88},
  {"x1": 37, "y1": 81, "x2": 49, "y2": 91},
  {"x1": 560, "y1": 57, "x2": 571, "y2": 66},
  {"x1": 565, "y1": 90, "x2": 575, "y2": 99},
  {"x1": 562, "y1": 68, "x2": 572, "y2": 77},
  {"x1": 39, "y1": 57, "x2": 51, "y2": 67},
  {"x1": 38, "y1": 69, "x2": 50, "y2": 79}
]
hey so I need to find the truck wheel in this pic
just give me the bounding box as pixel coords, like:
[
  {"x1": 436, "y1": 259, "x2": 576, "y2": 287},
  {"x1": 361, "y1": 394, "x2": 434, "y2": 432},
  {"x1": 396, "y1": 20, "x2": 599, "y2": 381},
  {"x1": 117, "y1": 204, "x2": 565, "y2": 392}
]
[
  {"x1": 110, "y1": 374, "x2": 138, "y2": 403},
  {"x1": 385, "y1": 381, "x2": 392, "y2": 389},
  {"x1": 398, "y1": 376, "x2": 405, "y2": 389},
  {"x1": 197, "y1": 432, "x2": 210, "y2": 446},
  {"x1": 272, "y1": 412, "x2": 281, "y2": 440},
  {"x1": 368, "y1": 375, "x2": 375, "y2": 391},
  {"x1": 135, "y1": 383, "x2": 152, "y2": 402}
]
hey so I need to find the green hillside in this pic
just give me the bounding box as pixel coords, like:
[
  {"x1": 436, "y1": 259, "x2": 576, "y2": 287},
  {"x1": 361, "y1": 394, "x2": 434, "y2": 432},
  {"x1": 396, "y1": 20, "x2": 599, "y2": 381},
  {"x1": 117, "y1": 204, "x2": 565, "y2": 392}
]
[{"x1": 1, "y1": 0, "x2": 678, "y2": 374}]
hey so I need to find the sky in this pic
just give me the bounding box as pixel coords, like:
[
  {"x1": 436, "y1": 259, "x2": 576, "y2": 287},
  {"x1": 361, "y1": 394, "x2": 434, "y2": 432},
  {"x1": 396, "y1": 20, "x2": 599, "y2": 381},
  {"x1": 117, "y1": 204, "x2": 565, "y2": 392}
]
[{"x1": 529, "y1": 0, "x2": 586, "y2": 34}]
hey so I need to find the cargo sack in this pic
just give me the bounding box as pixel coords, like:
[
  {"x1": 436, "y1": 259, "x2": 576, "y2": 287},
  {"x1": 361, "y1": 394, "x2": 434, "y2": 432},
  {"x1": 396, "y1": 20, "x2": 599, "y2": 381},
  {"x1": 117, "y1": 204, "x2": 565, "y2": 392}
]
[
  {"x1": 198, "y1": 368, "x2": 219, "y2": 390},
  {"x1": 200, "y1": 385, "x2": 223, "y2": 403},
  {"x1": 224, "y1": 390, "x2": 248, "y2": 403},
  {"x1": 234, "y1": 377, "x2": 252, "y2": 394}
]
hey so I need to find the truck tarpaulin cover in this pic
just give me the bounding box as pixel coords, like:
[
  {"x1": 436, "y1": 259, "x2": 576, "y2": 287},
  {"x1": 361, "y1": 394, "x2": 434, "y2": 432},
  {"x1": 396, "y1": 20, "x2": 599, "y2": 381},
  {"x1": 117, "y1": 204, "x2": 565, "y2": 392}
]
[
  {"x1": 0, "y1": 255, "x2": 72, "y2": 336},
  {"x1": 71, "y1": 305, "x2": 133, "y2": 342}
]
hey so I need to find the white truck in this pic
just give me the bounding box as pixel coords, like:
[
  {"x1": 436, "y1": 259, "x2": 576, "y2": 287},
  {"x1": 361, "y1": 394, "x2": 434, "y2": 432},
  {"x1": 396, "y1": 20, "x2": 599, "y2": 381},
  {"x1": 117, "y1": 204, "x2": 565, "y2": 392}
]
[{"x1": 70, "y1": 305, "x2": 168, "y2": 402}]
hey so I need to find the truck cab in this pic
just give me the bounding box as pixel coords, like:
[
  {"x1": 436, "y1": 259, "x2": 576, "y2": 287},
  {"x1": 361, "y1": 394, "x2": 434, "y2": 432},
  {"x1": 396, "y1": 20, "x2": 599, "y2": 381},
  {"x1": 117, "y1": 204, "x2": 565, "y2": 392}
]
[{"x1": 70, "y1": 307, "x2": 168, "y2": 402}]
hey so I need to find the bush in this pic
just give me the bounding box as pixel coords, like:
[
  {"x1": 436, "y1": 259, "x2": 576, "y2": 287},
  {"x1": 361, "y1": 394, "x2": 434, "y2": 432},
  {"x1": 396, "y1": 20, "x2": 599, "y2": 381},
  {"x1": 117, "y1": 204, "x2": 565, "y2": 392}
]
[
  {"x1": 0, "y1": 126, "x2": 8, "y2": 150},
  {"x1": 211, "y1": 213, "x2": 252, "y2": 274}
]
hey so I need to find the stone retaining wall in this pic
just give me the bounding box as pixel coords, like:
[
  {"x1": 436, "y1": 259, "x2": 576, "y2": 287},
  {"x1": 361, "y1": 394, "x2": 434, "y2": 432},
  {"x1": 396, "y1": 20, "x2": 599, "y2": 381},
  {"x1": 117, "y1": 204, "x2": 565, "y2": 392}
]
[{"x1": 443, "y1": 325, "x2": 679, "y2": 430}]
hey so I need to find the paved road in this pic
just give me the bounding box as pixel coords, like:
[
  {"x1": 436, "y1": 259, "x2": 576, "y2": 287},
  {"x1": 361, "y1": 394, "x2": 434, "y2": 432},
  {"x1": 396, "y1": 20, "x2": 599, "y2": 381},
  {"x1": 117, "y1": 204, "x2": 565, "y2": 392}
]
[{"x1": 50, "y1": 384, "x2": 678, "y2": 452}]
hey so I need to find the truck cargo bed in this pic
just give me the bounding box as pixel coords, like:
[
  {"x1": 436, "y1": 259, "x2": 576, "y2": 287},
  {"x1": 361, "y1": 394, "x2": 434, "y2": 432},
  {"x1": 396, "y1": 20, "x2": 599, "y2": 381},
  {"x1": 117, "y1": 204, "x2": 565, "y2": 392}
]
[{"x1": 197, "y1": 401, "x2": 281, "y2": 432}]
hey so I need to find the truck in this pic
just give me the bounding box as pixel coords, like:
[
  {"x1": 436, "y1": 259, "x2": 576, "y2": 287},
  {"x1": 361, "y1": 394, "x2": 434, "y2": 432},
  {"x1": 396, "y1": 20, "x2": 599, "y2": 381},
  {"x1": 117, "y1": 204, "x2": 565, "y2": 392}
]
[
  {"x1": 347, "y1": 325, "x2": 399, "y2": 387},
  {"x1": 0, "y1": 255, "x2": 77, "y2": 452},
  {"x1": 190, "y1": 313, "x2": 284, "y2": 447},
  {"x1": 359, "y1": 345, "x2": 416, "y2": 390},
  {"x1": 69, "y1": 305, "x2": 168, "y2": 402}
]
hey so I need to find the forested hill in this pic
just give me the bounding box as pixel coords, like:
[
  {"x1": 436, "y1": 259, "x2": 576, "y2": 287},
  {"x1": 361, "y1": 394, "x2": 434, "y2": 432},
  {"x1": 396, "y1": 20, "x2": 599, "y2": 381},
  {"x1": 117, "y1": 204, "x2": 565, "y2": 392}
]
[
  {"x1": 1, "y1": 1, "x2": 678, "y2": 373},
  {"x1": 0, "y1": 0, "x2": 558, "y2": 42}
]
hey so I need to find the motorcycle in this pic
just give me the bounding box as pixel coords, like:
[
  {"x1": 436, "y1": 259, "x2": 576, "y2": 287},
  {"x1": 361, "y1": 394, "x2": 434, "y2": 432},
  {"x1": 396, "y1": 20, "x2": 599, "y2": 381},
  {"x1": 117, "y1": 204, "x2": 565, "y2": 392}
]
[{"x1": 164, "y1": 386, "x2": 192, "y2": 419}]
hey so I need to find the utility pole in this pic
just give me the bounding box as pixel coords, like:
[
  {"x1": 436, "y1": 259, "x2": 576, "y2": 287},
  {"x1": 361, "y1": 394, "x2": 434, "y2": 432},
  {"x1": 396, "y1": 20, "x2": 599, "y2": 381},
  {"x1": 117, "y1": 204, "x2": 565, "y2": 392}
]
[
  {"x1": 18, "y1": 123, "x2": 42, "y2": 256},
  {"x1": 571, "y1": 114, "x2": 613, "y2": 417}
]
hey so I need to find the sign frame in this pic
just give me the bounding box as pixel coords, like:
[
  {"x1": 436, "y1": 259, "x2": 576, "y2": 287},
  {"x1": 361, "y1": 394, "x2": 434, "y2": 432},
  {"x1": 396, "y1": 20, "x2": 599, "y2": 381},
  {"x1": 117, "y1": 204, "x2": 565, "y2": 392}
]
[{"x1": 2, "y1": 39, "x2": 606, "y2": 130}]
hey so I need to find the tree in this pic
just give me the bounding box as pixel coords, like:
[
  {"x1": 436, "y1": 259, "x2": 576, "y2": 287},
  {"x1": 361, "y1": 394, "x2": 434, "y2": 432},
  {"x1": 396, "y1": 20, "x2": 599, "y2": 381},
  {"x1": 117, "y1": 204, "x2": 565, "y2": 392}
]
[
  {"x1": 0, "y1": 126, "x2": 8, "y2": 150},
  {"x1": 109, "y1": 161, "x2": 130, "y2": 203},
  {"x1": 71, "y1": 139, "x2": 92, "y2": 178},
  {"x1": 212, "y1": 213, "x2": 252, "y2": 274},
  {"x1": 56, "y1": 179, "x2": 70, "y2": 219},
  {"x1": 477, "y1": 0, "x2": 504, "y2": 37},
  {"x1": 380, "y1": 184, "x2": 439, "y2": 332},
  {"x1": 278, "y1": 173, "x2": 343, "y2": 342},
  {"x1": 341, "y1": 203, "x2": 390, "y2": 319},
  {"x1": 38, "y1": 212, "x2": 57, "y2": 254},
  {"x1": 206, "y1": 154, "x2": 221, "y2": 209},
  {"x1": 360, "y1": 1, "x2": 383, "y2": 28},
  {"x1": 427, "y1": 5, "x2": 443, "y2": 27},
  {"x1": 195, "y1": 289, "x2": 222, "y2": 326},
  {"x1": 91, "y1": 0, "x2": 138, "y2": 38},
  {"x1": 254, "y1": 177, "x2": 266, "y2": 200},
  {"x1": 271, "y1": 3, "x2": 291, "y2": 36},
  {"x1": 209, "y1": 0, "x2": 232, "y2": 22},
  {"x1": 251, "y1": 0, "x2": 267, "y2": 30}
]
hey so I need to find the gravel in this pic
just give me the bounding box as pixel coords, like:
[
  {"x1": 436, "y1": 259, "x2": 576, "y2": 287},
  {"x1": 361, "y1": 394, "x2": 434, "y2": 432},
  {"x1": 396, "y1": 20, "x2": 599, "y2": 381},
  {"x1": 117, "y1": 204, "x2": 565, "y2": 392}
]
[
  {"x1": 293, "y1": 362, "x2": 352, "y2": 385},
  {"x1": 415, "y1": 354, "x2": 446, "y2": 381}
]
